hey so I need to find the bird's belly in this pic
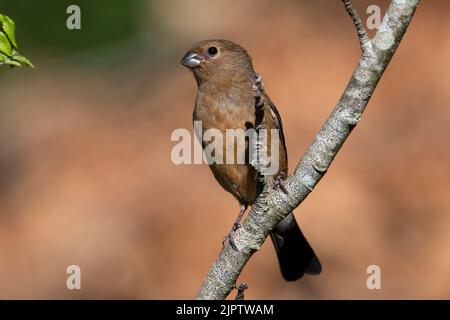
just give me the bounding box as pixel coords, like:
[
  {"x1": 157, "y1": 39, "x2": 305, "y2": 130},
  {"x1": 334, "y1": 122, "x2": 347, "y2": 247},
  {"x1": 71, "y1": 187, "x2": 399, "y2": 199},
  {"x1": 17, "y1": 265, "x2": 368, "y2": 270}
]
[
  {"x1": 194, "y1": 91, "x2": 257, "y2": 204},
  {"x1": 209, "y1": 163, "x2": 256, "y2": 205}
]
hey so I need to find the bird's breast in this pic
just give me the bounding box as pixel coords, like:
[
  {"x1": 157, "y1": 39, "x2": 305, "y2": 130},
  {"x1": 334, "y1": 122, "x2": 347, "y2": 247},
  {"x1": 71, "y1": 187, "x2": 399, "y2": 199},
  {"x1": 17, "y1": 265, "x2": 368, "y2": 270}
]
[{"x1": 194, "y1": 86, "x2": 255, "y2": 131}]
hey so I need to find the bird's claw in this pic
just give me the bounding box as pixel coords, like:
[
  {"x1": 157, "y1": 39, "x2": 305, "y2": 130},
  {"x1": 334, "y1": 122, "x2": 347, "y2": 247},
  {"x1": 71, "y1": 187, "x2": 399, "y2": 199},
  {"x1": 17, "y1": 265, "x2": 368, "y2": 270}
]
[
  {"x1": 222, "y1": 223, "x2": 241, "y2": 251},
  {"x1": 272, "y1": 172, "x2": 288, "y2": 194},
  {"x1": 225, "y1": 231, "x2": 239, "y2": 251}
]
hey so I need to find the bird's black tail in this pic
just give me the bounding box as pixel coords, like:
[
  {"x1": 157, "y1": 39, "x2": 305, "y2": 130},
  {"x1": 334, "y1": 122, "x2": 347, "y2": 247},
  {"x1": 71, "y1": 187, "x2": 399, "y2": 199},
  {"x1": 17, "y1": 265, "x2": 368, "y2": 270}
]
[{"x1": 270, "y1": 213, "x2": 321, "y2": 281}]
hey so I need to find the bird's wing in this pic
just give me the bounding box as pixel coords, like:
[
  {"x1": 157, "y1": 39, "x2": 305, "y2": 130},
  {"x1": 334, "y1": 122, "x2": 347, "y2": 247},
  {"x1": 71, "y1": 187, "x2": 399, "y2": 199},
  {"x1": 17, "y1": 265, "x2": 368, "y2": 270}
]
[{"x1": 266, "y1": 97, "x2": 288, "y2": 159}]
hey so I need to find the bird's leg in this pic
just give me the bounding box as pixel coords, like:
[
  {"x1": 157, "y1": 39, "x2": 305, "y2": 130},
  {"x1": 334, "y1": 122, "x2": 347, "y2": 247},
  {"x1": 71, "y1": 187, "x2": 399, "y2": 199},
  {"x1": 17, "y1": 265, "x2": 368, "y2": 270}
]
[
  {"x1": 222, "y1": 204, "x2": 248, "y2": 250},
  {"x1": 272, "y1": 171, "x2": 288, "y2": 194},
  {"x1": 233, "y1": 203, "x2": 247, "y2": 230}
]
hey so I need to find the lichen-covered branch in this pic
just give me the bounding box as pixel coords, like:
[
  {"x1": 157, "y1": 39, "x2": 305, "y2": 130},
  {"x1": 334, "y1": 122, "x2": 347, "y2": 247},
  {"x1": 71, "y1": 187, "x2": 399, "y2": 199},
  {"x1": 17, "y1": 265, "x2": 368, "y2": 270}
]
[{"x1": 196, "y1": 0, "x2": 420, "y2": 300}]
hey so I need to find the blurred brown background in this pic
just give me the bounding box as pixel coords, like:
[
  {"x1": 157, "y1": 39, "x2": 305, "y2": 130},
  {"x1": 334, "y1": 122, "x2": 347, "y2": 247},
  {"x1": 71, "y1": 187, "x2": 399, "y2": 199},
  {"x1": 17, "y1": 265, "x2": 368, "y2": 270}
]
[{"x1": 0, "y1": 0, "x2": 449, "y2": 299}]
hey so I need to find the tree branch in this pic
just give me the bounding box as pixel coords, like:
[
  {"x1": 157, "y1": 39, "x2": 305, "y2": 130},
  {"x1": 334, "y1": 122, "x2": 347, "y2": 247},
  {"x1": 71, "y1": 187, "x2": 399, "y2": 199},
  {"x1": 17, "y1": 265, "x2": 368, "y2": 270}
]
[{"x1": 196, "y1": 0, "x2": 420, "y2": 300}]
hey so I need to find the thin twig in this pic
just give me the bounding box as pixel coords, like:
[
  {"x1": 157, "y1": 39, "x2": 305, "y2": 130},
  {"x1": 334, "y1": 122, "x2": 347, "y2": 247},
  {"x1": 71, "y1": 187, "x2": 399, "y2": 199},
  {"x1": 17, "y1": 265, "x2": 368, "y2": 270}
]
[
  {"x1": 234, "y1": 283, "x2": 248, "y2": 300},
  {"x1": 342, "y1": 0, "x2": 372, "y2": 55}
]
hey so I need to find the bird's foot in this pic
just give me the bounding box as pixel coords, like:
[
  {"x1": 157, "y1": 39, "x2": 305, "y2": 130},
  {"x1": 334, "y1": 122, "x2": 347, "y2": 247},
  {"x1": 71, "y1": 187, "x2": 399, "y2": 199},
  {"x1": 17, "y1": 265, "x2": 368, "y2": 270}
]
[
  {"x1": 222, "y1": 223, "x2": 241, "y2": 251},
  {"x1": 272, "y1": 171, "x2": 288, "y2": 194},
  {"x1": 232, "y1": 222, "x2": 241, "y2": 231}
]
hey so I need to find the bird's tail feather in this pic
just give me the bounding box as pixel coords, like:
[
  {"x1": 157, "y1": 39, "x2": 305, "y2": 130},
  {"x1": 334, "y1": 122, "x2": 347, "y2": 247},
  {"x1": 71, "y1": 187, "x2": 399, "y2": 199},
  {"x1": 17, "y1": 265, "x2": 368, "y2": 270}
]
[{"x1": 270, "y1": 213, "x2": 321, "y2": 281}]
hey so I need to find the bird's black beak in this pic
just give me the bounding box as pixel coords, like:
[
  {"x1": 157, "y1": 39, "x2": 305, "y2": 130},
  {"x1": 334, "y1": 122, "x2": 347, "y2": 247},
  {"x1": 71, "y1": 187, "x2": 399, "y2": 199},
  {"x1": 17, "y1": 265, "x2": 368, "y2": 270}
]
[{"x1": 181, "y1": 50, "x2": 201, "y2": 69}]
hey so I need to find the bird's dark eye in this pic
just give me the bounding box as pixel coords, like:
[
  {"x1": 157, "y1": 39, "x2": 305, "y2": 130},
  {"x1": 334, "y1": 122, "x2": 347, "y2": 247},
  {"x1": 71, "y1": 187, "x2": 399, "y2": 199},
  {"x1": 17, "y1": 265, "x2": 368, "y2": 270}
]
[{"x1": 207, "y1": 46, "x2": 218, "y2": 56}]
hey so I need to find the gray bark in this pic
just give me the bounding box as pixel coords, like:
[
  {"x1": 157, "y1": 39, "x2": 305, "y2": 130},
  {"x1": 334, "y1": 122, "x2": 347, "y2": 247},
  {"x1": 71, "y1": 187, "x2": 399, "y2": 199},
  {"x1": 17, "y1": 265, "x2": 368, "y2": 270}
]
[{"x1": 196, "y1": 0, "x2": 420, "y2": 300}]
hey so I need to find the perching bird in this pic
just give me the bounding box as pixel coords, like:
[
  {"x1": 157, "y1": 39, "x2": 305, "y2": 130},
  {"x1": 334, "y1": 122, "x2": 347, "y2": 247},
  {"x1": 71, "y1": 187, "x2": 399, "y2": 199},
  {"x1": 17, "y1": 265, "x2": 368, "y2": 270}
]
[{"x1": 181, "y1": 39, "x2": 321, "y2": 281}]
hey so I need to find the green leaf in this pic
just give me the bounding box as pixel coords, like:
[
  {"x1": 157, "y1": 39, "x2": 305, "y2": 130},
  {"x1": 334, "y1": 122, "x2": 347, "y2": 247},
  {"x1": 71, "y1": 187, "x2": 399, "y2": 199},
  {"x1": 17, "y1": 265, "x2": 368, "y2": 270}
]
[
  {"x1": 0, "y1": 31, "x2": 13, "y2": 56},
  {"x1": 5, "y1": 59, "x2": 20, "y2": 67},
  {"x1": 0, "y1": 14, "x2": 17, "y2": 49},
  {"x1": 0, "y1": 51, "x2": 7, "y2": 62},
  {"x1": 12, "y1": 53, "x2": 34, "y2": 68},
  {"x1": 0, "y1": 13, "x2": 33, "y2": 68}
]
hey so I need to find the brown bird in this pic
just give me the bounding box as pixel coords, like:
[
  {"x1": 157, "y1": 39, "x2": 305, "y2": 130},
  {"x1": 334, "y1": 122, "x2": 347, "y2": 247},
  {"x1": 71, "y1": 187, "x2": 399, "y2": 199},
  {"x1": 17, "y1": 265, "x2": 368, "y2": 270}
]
[{"x1": 181, "y1": 39, "x2": 321, "y2": 281}]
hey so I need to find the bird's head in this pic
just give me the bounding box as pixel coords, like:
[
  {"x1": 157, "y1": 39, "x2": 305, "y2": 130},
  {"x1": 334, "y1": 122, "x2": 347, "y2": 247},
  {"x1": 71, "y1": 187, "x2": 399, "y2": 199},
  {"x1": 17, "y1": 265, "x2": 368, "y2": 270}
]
[{"x1": 181, "y1": 39, "x2": 255, "y2": 87}]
